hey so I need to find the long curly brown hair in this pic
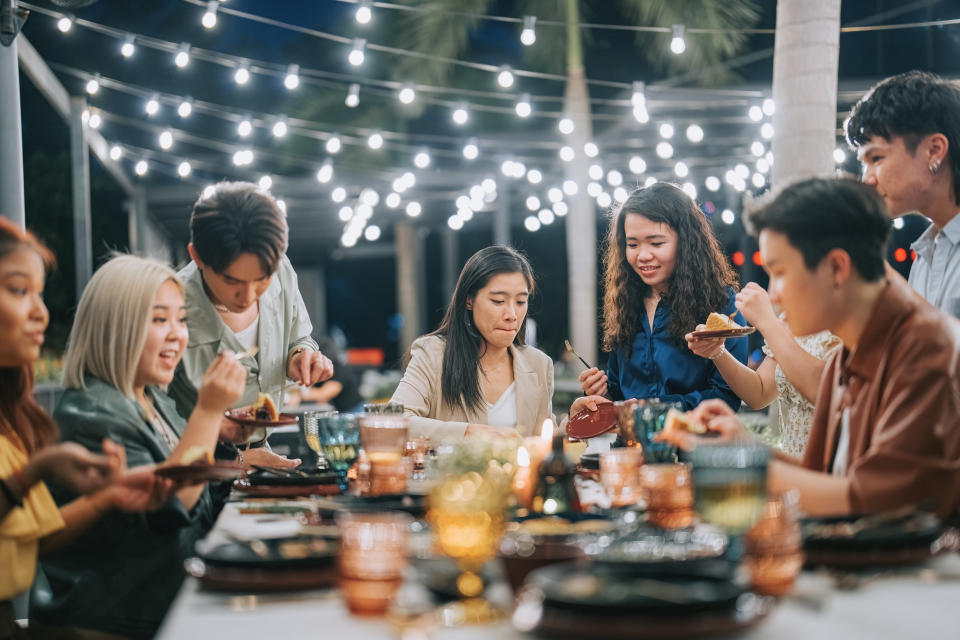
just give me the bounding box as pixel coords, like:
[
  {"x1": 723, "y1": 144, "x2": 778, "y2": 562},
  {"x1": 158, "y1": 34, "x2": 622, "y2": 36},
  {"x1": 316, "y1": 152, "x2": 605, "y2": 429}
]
[
  {"x1": 602, "y1": 182, "x2": 738, "y2": 351},
  {"x1": 0, "y1": 218, "x2": 58, "y2": 454}
]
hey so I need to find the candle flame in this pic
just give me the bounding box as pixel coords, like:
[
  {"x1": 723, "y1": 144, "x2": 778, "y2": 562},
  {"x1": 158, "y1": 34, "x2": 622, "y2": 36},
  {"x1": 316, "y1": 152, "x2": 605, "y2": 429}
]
[
  {"x1": 540, "y1": 418, "x2": 553, "y2": 442},
  {"x1": 517, "y1": 446, "x2": 530, "y2": 467}
]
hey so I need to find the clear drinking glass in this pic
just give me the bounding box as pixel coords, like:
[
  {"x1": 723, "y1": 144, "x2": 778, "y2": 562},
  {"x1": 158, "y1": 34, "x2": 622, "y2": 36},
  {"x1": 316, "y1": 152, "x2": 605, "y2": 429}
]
[
  {"x1": 302, "y1": 409, "x2": 337, "y2": 470},
  {"x1": 337, "y1": 511, "x2": 411, "y2": 616},
  {"x1": 360, "y1": 414, "x2": 409, "y2": 495},
  {"x1": 599, "y1": 448, "x2": 643, "y2": 508},
  {"x1": 634, "y1": 400, "x2": 682, "y2": 463},
  {"x1": 315, "y1": 413, "x2": 360, "y2": 490}
]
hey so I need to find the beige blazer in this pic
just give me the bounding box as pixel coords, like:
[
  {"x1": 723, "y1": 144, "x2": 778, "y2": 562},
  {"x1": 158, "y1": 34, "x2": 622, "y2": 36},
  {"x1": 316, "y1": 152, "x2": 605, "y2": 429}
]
[{"x1": 390, "y1": 335, "x2": 554, "y2": 441}]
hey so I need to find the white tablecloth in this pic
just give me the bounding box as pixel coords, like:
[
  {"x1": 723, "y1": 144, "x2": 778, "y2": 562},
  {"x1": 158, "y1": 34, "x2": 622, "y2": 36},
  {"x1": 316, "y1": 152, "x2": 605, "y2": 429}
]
[{"x1": 158, "y1": 502, "x2": 960, "y2": 639}]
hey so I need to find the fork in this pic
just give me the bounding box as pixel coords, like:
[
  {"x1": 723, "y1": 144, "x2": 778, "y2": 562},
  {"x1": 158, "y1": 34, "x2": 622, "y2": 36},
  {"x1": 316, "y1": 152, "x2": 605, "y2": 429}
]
[
  {"x1": 564, "y1": 339, "x2": 593, "y2": 369},
  {"x1": 234, "y1": 345, "x2": 259, "y2": 361}
]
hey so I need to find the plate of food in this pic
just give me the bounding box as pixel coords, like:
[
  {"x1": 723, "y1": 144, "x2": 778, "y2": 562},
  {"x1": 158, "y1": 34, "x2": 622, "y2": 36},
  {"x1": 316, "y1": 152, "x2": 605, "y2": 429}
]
[
  {"x1": 567, "y1": 402, "x2": 618, "y2": 440},
  {"x1": 155, "y1": 447, "x2": 244, "y2": 483},
  {"x1": 690, "y1": 313, "x2": 756, "y2": 340},
  {"x1": 225, "y1": 393, "x2": 299, "y2": 427},
  {"x1": 195, "y1": 534, "x2": 337, "y2": 570}
]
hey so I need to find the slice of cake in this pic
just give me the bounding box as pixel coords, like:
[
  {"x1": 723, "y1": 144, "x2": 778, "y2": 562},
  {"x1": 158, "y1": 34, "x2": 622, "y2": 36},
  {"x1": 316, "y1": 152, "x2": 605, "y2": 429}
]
[
  {"x1": 180, "y1": 445, "x2": 214, "y2": 466},
  {"x1": 251, "y1": 393, "x2": 280, "y2": 421},
  {"x1": 705, "y1": 312, "x2": 743, "y2": 331}
]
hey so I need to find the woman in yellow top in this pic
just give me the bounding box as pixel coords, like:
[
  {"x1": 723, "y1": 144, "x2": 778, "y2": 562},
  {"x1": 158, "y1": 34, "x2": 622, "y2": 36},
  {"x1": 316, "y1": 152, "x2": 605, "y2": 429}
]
[{"x1": 0, "y1": 219, "x2": 167, "y2": 637}]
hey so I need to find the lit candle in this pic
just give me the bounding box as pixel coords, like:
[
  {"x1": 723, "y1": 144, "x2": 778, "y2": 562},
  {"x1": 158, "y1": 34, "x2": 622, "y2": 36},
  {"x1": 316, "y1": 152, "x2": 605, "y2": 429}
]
[{"x1": 513, "y1": 445, "x2": 534, "y2": 508}]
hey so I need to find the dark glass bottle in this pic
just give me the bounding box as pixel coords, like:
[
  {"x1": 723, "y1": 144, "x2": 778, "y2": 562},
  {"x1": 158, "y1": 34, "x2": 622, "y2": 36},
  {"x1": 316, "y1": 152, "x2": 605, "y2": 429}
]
[{"x1": 531, "y1": 434, "x2": 582, "y2": 515}]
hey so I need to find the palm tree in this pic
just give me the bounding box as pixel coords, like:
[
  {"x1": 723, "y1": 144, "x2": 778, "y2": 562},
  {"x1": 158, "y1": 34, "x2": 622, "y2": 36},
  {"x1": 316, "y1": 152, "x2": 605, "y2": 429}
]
[{"x1": 394, "y1": 0, "x2": 762, "y2": 364}]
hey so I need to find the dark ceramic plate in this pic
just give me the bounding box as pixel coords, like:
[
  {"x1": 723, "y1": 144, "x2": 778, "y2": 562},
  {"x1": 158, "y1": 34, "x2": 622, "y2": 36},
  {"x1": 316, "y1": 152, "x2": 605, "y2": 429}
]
[
  {"x1": 567, "y1": 403, "x2": 618, "y2": 440},
  {"x1": 802, "y1": 512, "x2": 942, "y2": 550},
  {"x1": 245, "y1": 468, "x2": 340, "y2": 486},
  {"x1": 155, "y1": 462, "x2": 243, "y2": 484},
  {"x1": 689, "y1": 327, "x2": 756, "y2": 339},
  {"x1": 527, "y1": 562, "x2": 744, "y2": 615},
  {"x1": 326, "y1": 492, "x2": 428, "y2": 516},
  {"x1": 195, "y1": 534, "x2": 337, "y2": 570},
  {"x1": 232, "y1": 479, "x2": 341, "y2": 498},
  {"x1": 224, "y1": 410, "x2": 299, "y2": 427},
  {"x1": 186, "y1": 557, "x2": 337, "y2": 593}
]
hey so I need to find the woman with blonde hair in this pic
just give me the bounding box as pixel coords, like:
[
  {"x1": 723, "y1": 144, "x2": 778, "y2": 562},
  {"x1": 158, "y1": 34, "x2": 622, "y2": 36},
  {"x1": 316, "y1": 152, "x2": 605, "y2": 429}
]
[{"x1": 31, "y1": 255, "x2": 246, "y2": 638}]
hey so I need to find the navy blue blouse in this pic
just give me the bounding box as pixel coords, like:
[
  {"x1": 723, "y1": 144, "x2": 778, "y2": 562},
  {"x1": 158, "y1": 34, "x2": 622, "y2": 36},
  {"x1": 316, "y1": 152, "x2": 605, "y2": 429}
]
[{"x1": 605, "y1": 292, "x2": 747, "y2": 411}]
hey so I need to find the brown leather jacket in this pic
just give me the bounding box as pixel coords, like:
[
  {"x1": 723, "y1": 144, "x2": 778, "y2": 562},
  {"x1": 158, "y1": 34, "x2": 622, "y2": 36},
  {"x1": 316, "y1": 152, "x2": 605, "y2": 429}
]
[{"x1": 802, "y1": 276, "x2": 960, "y2": 517}]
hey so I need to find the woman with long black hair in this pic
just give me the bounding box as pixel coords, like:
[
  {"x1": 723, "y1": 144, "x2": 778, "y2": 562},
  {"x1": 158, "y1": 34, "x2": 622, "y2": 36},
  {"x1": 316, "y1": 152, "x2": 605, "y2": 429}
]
[
  {"x1": 575, "y1": 182, "x2": 747, "y2": 415},
  {"x1": 391, "y1": 246, "x2": 553, "y2": 441}
]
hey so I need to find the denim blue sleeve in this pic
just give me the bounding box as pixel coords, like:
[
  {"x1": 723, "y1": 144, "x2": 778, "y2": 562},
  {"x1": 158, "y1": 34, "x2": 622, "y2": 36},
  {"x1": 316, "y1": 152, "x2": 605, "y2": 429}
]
[
  {"x1": 658, "y1": 291, "x2": 747, "y2": 412},
  {"x1": 605, "y1": 350, "x2": 625, "y2": 401}
]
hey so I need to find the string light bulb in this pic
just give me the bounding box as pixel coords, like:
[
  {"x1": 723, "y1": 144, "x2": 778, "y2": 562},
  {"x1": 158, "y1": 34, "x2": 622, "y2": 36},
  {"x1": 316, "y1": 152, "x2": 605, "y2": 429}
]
[
  {"x1": 414, "y1": 150, "x2": 431, "y2": 168},
  {"x1": 631, "y1": 81, "x2": 649, "y2": 123},
  {"x1": 177, "y1": 161, "x2": 192, "y2": 178},
  {"x1": 134, "y1": 159, "x2": 148, "y2": 176},
  {"x1": 355, "y1": 1, "x2": 372, "y2": 25},
  {"x1": 284, "y1": 64, "x2": 300, "y2": 90},
  {"x1": 158, "y1": 129, "x2": 173, "y2": 150},
  {"x1": 331, "y1": 187, "x2": 347, "y2": 202},
  {"x1": 87, "y1": 111, "x2": 101, "y2": 129},
  {"x1": 177, "y1": 97, "x2": 193, "y2": 118},
  {"x1": 670, "y1": 24, "x2": 686, "y2": 54},
  {"x1": 452, "y1": 103, "x2": 469, "y2": 125},
  {"x1": 85, "y1": 75, "x2": 100, "y2": 95},
  {"x1": 398, "y1": 83, "x2": 416, "y2": 105},
  {"x1": 515, "y1": 93, "x2": 532, "y2": 118},
  {"x1": 629, "y1": 156, "x2": 646, "y2": 174},
  {"x1": 497, "y1": 65, "x2": 515, "y2": 89},
  {"x1": 584, "y1": 142, "x2": 599, "y2": 158},
  {"x1": 762, "y1": 98, "x2": 776, "y2": 116},
  {"x1": 201, "y1": 1, "x2": 218, "y2": 29},
  {"x1": 833, "y1": 148, "x2": 846, "y2": 164},
  {"x1": 316, "y1": 161, "x2": 334, "y2": 184},
  {"x1": 348, "y1": 38, "x2": 366, "y2": 66},
  {"x1": 272, "y1": 117, "x2": 288, "y2": 138},
  {"x1": 174, "y1": 43, "x2": 191, "y2": 68},
  {"x1": 748, "y1": 105, "x2": 763, "y2": 122},
  {"x1": 656, "y1": 142, "x2": 673, "y2": 159},
  {"x1": 345, "y1": 83, "x2": 360, "y2": 108},
  {"x1": 722, "y1": 209, "x2": 736, "y2": 224},
  {"x1": 558, "y1": 116, "x2": 574, "y2": 135},
  {"x1": 751, "y1": 141, "x2": 765, "y2": 157},
  {"x1": 145, "y1": 95, "x2": 160, "y2": 116},
  {"x1": 367, "y1": 132, "x2": 384, "y2": 149},
  {"x1": 674, "y1": 162, "x2": 689, "y2": 178},
  {"x1": 120, "y1": 34, "x2": 136, "y2": 58},
  {"x1": 686, "y1": 124, "x2": 704, "y2": 143},
  {"x1": 237, "y1": 117, "x2": 252, "y2": 137},
  {"x1": 559, "y1": 146, "x2": 575, "y2": 162},
  {"x1": 462, "y1": 140, "x2": 479, "y2": 160},
  {"x1": 57, "y1": 14, "x2": 73, "y2": 33},
  {"x1": 326, "y1": 135, "x2": 342, "y2": 154},
  {"x1": 405, "y1": 201, "x2": 422, "y2": 217},
  {"x1": 527, "y1": 169, "x2": 542, "y2": 184},
  {"x1": 109, "y1": 145, "x2": 122, "y2": 161},
  {"x1": 258, "y1": 175, "x2": 273, "y2": 190},
  {"x1": 520, "y1": 15, "x2": 536, "y2": 46},
  {"x1": 705, "y1": 176, "x2": 721, "y2": 191},
  {"x1": 234, "y1": 63, "x2": 250, "y2": 85},
  {"x1": 659, "y1": 123, "x2": 674, "y2": 139}
]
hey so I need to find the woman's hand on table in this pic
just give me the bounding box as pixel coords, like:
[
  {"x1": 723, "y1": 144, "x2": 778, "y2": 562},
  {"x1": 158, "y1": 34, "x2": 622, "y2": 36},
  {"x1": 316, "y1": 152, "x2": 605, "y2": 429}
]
[
  {"x1": 240, "y1": 447, "x2": 301, "y2": 470},
  {"x1": 570, "y1": 395, "x2": 611, "y2": 416},
  {"x1": 685, "y1": 325, "x2": 725, "y2": 359},
  {"x1": 465, "y1": 424, "x2": 521, "y2": 440},
  {"x1": 287, "y1": 349, "x2": 334, "y2": 387},
  {"x1": 197, "y1": 352, "x2": 246, "y2": 413},
  {"x1": 578, "y1": 367, "x2": 608, "y2": 396}
]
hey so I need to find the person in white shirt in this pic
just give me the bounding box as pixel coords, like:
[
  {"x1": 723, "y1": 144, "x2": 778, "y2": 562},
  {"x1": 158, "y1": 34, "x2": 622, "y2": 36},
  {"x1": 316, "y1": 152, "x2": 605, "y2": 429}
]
[{"x1": 845, "y1": 71, "x2": 960, "y2": 317}]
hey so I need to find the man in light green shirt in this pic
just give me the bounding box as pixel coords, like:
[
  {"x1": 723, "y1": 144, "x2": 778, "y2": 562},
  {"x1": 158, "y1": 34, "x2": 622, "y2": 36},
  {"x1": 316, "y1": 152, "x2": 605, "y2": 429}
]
[{"x1": 168, "y1": 182, "x2": 333, "y2": 467}]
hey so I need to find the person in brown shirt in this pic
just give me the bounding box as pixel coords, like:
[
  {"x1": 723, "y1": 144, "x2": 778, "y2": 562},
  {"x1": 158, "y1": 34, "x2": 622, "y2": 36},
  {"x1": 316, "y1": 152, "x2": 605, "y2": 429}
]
[{"x1": 662, "y1": 177, "x2": 960, "y2": 518}]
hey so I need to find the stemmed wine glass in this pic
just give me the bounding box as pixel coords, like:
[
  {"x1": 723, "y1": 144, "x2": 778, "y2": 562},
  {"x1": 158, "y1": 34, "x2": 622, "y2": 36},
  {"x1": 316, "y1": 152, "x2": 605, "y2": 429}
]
[
  {"x1": 302, "y1": 410, "x2": 337, "y2": 471},
  {"x1": 688, "y1": 442, "x2": 769, "y2": 560},
  {"x1": 312, "y1": 413, "x2": 360, "y2": 491}
]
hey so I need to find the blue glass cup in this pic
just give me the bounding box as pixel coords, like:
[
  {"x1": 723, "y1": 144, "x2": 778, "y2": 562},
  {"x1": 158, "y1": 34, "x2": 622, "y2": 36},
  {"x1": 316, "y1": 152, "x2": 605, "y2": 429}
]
[
  {"x1": 633, "y1": 400, "x2": 682, "y2": 464},
  {"x1": 315, "y1": 414, "x2": 361, "y2": 490}
]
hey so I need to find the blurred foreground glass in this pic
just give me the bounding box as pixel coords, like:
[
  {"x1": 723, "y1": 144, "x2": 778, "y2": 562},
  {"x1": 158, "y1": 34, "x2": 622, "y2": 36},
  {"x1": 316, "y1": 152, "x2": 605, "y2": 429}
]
[
  {"x1": 689, "y1": 443, "x2": 769, "y2": 535},
  {"x1": 600, "y1": 448, "x2": 643, "y2": 507},
  {"x1": 313, "y1": 413, "x2": 360, "y2": 490},
  {"x1": 639, "y1": 463, "x2": 695, "y2": 528},
  {"x1": 364, "y1": 401, "x2": 405, "y2": 415},
  {"x1": 744, "y1": 492, "x2": 803, "y2": 596},
  {"x1": 614, "y1": 397, "x2": 657, "y2": 448},
  {"x1": 302, "y1": 409, "x2": 337, "y2": 470},
  {"x1": 634, "y1": 401, "x2": 681, "y2": 463},
  {"x1": 428, "y1": 470, "x2": 513, "y2": 624},
  {"x1": 360, "y1": 414, "x2": 409, "y2": 495},
  {"x1": 337, "y1": 512, "x2": 411, "y2": 616},
  {"x1": 404, "y1": 436, "x2": 431, "y2": 481}
]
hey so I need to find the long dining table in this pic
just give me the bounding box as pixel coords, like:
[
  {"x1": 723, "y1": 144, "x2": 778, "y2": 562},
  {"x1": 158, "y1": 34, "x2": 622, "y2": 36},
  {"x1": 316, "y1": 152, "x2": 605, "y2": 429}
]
[{"x1": 156, "y1": 497, "x2": 960, "y2": 640}]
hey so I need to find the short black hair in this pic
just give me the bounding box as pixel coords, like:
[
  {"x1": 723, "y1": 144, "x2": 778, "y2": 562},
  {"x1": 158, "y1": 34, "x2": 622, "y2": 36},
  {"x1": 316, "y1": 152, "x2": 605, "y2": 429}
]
[
  {"x1": 746, "y1": 178, "x2": 890, "y2": 282},
  {"x1": 845, "y1": 71, "x2": 960, "y2": 204},
  {"x1": 189, "y1": 181, "x2": 288, "y2": 275}
]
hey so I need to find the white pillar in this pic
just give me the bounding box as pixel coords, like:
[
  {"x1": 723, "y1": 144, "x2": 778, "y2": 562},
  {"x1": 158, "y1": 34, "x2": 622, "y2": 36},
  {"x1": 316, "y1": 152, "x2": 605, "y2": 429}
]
[{"x1": 0, "y1": 36, "x2": 24, "y2": 226}]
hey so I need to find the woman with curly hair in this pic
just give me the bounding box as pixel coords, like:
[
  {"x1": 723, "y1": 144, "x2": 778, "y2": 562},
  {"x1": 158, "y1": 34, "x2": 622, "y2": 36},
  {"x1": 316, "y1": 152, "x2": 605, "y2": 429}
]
[{"x1": 575, "y1": 182, "x2": 747, "y2": 414}]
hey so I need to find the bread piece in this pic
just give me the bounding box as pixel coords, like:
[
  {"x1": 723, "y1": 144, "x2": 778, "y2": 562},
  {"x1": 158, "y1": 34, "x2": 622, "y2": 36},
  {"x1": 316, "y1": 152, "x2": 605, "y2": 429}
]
[
  {"x1": 180, "y1": 446, "x2": 214, "y2": 466},
  {"x1": 663, "y1": 408, "x2": 706, "y2": 435},
  {"x1": 705, "y1": 312, "x2": 743, "y2": 331}
]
